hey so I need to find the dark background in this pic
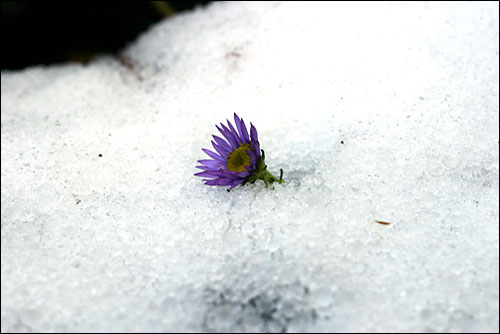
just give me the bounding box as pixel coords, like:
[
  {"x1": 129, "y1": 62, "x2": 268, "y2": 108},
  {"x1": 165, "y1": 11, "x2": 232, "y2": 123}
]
[{"x1": 2, "y1": 1, "x2": 211, "y2": 70}]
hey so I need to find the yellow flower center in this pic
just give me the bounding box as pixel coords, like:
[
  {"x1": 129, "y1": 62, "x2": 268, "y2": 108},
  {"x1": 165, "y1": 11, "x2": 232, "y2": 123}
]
[{"x1": 226, "y1": 144, "x2": 252, "y2": 172}]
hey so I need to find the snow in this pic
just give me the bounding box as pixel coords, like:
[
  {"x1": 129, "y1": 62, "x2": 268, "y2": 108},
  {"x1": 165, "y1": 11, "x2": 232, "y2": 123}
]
[{"x1": 1, "y1": 2, "x2": 499, "y2": 332}]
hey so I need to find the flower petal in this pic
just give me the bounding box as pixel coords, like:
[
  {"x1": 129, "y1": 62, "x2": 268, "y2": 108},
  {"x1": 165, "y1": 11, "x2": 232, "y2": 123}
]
[
  {"x1": 212, "y1": 135, "x2": 231, "y2": 153},
  {"x1": 234, "y1": 113, "x2": 250, "y2": 143},
  {"x1": 228, "y1": 179, "x2": 244, "y2": 190},
  {"x1": 203, "y1": 179, "x2": 220, "y2": 186},
  {"x1": 197, "y1": 159, "x2": 224, "y2": 169},
  {"x1": 211, "y1": 141, "x2": 228, "y2": 158},
  {"x1": 250, "y1": 123, "x2": 259, "y2": 144},
  {"x1": 195, "y1": 165, "x2": 213, "y2": 171},
  {"x1": 250, "y1": 123, "x2": 260, "y2": 156},
  {"x1": 251, "y1": 142, "x2": 260, "y2": 159},
  {"x1": 202, "y1": 148, "x2": 225, "y2": 162},
  {"x1": 205, "y1": 178, "x2": 233, "y2": 186},
  {"x1": 194, "y1": 171, "x2": 225, "y2": 177},
  {"x1": 227, "y1": 119, "x2": 243, "y2": 145},
  {"x1": 217, "y1": 124, "x2": 239, "y2": 150}
]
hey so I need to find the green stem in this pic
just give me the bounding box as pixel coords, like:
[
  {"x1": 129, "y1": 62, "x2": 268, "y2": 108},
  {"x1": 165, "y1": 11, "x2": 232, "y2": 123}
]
[
  {"x1": 243, "y1": 150, "x2": 285, "y2": 188},
  {"x1": 263, "y1": 169, "x2": 285, "y2": 186},
  {"x1": 245, "y1": 150, "x2": 284, "y2": 188}
]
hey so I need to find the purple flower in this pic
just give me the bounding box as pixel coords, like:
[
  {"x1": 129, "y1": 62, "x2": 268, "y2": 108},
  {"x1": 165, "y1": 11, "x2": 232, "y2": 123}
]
[{"x1": 195, "y1": 113, "x2": 283, "y2": 190}]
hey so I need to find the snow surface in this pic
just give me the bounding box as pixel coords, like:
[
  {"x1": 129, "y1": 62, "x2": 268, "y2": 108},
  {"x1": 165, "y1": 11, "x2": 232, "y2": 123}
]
[{"x1": 1, "y1": 1, "x2": 499, "y2": 332}]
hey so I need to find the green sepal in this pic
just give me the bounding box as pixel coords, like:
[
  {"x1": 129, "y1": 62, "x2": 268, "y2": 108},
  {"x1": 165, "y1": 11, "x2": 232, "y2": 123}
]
[{"x1": 243, "y1": 149, "x2": 285, "y2": 188}]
